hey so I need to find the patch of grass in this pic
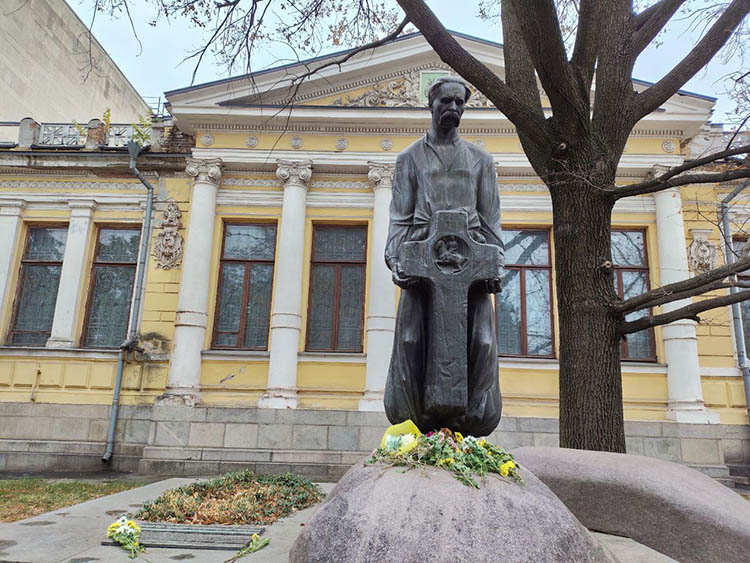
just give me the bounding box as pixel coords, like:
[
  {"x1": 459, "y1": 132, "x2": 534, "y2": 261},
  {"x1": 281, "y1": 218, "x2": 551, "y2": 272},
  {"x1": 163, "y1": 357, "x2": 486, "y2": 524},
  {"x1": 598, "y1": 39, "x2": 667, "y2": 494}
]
[
  {"x1": 0, "y1": 478, "x2": 140, "y2": 522},
  {"x1": 136, "y1": 471, "x2": 324, "y2": 525}
]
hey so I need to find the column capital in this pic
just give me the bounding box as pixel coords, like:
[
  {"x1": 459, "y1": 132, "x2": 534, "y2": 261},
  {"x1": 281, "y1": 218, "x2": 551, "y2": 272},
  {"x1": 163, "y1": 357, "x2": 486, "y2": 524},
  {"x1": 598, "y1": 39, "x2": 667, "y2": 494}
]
[
  {"x1": 0, "y1": 200, "x2": 26, "y2": 217},
  {"x1": 68, "y1": 199, "x2": 97, "y2": 217},
  {"x1": 186, "y1": 158, "x2": 223, "y2": 187},
  {"x1": 276, "y1": 160, "x2": 312, "y2": 189},
  {"x1": 368, "y1": 162, "x2": 395, "y2": 190}
]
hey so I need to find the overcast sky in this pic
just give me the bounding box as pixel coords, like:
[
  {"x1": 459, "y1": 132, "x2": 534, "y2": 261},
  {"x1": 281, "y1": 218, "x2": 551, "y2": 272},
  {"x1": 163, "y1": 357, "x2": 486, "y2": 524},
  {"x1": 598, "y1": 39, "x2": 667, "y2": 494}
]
[{"x1": 65, "y1": 0, "x2": 741, "y2": 124}]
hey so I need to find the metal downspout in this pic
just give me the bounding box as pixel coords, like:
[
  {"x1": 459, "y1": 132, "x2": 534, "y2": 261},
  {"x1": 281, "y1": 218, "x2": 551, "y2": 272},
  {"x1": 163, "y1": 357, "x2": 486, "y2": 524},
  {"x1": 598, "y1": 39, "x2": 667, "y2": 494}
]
[
  {"x1": 102, "y1": 141, "x2": 154, "y2": 463},
  {"x1": 720, "y1": 181, "x2": 750, "y2": 423}
]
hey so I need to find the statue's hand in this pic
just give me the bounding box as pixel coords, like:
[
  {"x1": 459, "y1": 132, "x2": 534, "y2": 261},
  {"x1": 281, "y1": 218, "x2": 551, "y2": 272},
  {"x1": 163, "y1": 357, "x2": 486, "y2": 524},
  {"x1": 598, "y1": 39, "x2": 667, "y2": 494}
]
[
  {"x1": 484, "y1": 278, "x2": 502, "y2": 294},
  {"x1": 470, "y1": 230, "x2": 486, "y2": 244},
  {"x1": 392, "y1": 262, "x2": 419, "y2": 289}
]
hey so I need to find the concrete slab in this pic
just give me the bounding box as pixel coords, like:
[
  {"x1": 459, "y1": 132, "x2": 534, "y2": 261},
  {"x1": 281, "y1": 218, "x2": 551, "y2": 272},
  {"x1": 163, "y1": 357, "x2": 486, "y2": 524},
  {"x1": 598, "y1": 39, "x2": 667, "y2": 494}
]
[
  {"x1": 0, "y1": 477, "x2": 335, "y2": 563},
  {"x1": 0, "y1": 478, "x2": 193, "y2": 563},
  {"x1": 0, "y1": 476, "x2": 679, "y2": 563},
  {"x1": 593, "y1": 533, "x2": 677, "y2": 562}
]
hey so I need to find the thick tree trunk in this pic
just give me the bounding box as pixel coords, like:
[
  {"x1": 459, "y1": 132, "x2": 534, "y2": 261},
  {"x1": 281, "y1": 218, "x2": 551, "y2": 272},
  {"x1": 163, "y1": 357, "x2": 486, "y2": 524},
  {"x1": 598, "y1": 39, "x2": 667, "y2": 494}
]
[{"x1": 551, "y1": 182, "x2": 625, "y2": 452}]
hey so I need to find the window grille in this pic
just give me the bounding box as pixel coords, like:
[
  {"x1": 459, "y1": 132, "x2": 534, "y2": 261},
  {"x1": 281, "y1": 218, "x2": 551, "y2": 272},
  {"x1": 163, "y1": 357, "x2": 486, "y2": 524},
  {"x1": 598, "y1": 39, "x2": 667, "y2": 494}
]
[
  {"x1": 612, "y1": 229, "x2": 656, "y2": 361},
  {"x1": 496, "y1": 229, "x2": 554, "y2": 357},
  {"x1": 82, "y1": 227, "x2": 140, "y2": 348},
  {"x1": 8, "y1": 226, "x2": 68, "y2": 345},
  {"x1": 212, "y1": 223, "x2": 276, "y2": 350},
  {"x1": 306, "y1": 225, "x2": 367, "y2": 352}
]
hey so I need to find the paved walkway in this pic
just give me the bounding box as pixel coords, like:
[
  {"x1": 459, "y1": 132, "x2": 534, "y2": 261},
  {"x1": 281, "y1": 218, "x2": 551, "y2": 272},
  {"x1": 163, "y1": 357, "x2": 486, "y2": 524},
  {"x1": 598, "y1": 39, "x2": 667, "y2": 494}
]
[{"x1": 0, "y1": 478, "x2": 674, "y2": 563}]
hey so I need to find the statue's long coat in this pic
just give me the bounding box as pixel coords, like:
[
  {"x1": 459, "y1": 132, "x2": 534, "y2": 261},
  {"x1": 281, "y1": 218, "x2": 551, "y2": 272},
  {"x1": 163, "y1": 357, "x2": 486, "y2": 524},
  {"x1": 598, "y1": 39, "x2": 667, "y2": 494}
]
[{"x1": 384, "y1": 132, "x2": 505, "y2": 436}]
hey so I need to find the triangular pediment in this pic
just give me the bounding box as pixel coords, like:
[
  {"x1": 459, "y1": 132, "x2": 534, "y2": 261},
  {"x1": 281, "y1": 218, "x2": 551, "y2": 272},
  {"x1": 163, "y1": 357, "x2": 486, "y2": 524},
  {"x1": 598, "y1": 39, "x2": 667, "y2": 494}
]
[
  {"x1": 166, "y1": 32, "x2": 507, "y2": 109},
  {"x1": 165, "y1": 30, "x2": 715, "y2": 136}
]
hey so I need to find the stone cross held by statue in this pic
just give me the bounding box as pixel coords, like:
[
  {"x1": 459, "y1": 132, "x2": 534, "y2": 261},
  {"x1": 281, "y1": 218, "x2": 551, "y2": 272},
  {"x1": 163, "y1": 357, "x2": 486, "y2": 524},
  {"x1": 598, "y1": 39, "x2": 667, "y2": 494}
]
[{"x1": 399, "y1": 209, "x2": 503, "y2": 417}]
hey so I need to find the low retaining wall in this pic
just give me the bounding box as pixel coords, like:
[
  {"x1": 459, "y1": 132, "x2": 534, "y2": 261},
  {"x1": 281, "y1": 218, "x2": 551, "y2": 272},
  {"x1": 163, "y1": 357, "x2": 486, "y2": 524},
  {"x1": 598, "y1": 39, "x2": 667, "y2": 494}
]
[{"x1": 0, "y1": 403, "x2": 748, "y2": 482}]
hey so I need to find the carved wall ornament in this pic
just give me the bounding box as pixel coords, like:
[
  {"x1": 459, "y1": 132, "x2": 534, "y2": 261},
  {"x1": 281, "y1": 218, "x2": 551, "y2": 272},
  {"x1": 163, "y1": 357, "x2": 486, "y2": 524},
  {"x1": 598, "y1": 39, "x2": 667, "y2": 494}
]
[
  {"x1": 290, "y1": 136, "x2": 303, "y2": 149},
  {"x1": 246, "y1": 135, "x2": 258, "y2": 148},
  {"x1": 186, "y1": 158, "x2": 223, "y2": 187},
  {"x1": 152, "y1": 201, "x2": 184, "y2": 270},
  {"x1": 331, "y1": 69, "x2": 495, "y2": 108},
  {"x1": 276, "y1": 160, "x2": 312, "y2": 188},
  {"x1": 335, "y1": 138, "x2": 349, "y2": 151},
  {"x1": 200, "y1": 134, "x2": 214, "y2": 146},
  {"x1": 368, "y1": 162, "x2": 395, "y2": 189},
  {"x1": 662, "y1": 139, "x2": 676, "y2": 153},
  {"x1": 381, "y1": 138, "x2": 393, "y2": 151},
  {"x1": 688, "y1": 228, "x2": 718, "y2": 274}
]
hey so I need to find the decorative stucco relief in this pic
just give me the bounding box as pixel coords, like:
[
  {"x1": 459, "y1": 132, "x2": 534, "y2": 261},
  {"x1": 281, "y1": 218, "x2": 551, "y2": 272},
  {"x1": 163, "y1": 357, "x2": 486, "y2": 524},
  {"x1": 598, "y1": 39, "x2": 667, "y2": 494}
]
[
  {"x1": 152, "y1": 201, "x2": 184, "y2": 270},
  {"x1": 687, "y1": 228, "x2": 718, "y2": 274},
  {"x1": 330, "y1": 69, "x2": 495, "y2": 108}
]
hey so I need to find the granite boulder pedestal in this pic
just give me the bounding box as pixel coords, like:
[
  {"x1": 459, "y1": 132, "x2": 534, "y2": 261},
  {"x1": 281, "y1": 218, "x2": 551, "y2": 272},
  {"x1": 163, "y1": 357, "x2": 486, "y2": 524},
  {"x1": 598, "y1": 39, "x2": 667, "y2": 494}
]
[{"x1": 289, "y1": 462, "x2": 617, "y2": 563}]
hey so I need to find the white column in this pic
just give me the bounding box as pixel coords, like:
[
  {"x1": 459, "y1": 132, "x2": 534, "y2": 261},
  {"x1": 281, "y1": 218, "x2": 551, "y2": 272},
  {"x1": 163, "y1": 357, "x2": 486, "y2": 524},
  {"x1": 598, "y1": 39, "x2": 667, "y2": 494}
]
[
  {"x1": 654, "y1": 184, "x2": 719, "y2": 423},
  {"x1": 160, "y1": 158, "x2": 222, "y2": 407},
  {"x1": 47, "y1": 200, "x2": 96, "y2": 348},
  {"x1": 259, "y1": 160, "x2": 312, "y2": 409},
  {"x1": 0, "y1": 201, "x2": 25, "y2": 319},
  {"x1": 360, "y1": 163, "x2": 396, "y2": 411}
]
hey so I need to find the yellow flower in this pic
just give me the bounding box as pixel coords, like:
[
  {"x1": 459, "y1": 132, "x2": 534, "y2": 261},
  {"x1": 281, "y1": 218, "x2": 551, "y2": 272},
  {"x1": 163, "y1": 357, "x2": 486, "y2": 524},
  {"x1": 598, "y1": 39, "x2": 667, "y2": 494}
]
[
  {"x1": 499, "y1": 460, "x2": 515, "y2": 477},
  {"x1": 437, "y1": 456, "x2": 455, "y2": 467},
  {"x1": 455, "y1": 432, "x2": 464, "y2": 443},
  {"x1": 478, "y1": 438, "x2": 486, "y2": 448}
]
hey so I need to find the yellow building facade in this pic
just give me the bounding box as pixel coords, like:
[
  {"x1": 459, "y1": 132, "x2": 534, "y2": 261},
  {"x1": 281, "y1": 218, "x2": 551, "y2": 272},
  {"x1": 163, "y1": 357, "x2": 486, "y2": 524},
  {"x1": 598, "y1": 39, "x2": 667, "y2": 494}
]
[{"x1": 1, "y1": 32, "x2": 748, "y2": 476}]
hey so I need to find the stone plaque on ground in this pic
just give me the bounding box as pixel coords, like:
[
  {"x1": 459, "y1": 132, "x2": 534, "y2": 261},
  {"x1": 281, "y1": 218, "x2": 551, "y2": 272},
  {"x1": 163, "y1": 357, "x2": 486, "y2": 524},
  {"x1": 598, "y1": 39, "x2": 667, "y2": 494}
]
[{"x1": 102, "y1": 522, "x2": 265, "y2": 550}]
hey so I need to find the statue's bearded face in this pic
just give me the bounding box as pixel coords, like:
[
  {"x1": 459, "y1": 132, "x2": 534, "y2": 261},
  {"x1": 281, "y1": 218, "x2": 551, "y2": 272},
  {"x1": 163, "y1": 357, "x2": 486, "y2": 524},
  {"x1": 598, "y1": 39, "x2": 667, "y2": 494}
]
[{"x1": 431, "y1": 82, "x2": 466, "y2": 129}]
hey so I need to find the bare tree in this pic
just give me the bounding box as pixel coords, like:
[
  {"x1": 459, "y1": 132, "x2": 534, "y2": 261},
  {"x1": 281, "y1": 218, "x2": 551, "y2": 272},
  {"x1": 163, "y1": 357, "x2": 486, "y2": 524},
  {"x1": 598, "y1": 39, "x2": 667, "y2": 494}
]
[{"x1": 89, "y1": 0, "x2": 750, "y2": 452}]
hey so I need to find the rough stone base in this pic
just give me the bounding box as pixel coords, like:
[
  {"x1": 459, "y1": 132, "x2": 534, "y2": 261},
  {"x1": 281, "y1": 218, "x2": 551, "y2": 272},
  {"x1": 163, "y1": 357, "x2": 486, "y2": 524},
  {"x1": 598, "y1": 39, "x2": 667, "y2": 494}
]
[
  {"x1": 514, "y1": 447, "x2": 750, "y2": 563},
  {"x1": 0, "y1": 403, "x2": 748, "y2": 483},
  {"x1": 290, "y1": 463, "x2": 616, "y2": 563}
]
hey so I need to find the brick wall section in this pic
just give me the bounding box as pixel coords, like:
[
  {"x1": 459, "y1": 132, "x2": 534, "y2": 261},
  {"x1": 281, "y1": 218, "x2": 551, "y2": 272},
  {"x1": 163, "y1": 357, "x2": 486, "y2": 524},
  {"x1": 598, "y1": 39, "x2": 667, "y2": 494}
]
[{"x1": 0, "y1": 403, "x2": 748, "y2": 482}]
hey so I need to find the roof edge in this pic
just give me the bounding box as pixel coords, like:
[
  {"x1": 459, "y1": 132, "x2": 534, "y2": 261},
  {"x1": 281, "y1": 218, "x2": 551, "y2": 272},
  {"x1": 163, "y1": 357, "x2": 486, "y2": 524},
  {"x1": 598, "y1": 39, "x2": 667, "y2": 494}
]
[{"x1": 165, "y1": 30, "x2": 716, "y2": 104}]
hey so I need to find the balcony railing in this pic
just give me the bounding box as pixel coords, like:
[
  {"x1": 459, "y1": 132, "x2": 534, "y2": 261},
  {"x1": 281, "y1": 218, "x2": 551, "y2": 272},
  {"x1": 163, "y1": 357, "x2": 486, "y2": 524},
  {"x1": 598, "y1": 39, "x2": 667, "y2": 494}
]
[{"x1": 38, "y1": 123, "x2": 150, "y2": 147}]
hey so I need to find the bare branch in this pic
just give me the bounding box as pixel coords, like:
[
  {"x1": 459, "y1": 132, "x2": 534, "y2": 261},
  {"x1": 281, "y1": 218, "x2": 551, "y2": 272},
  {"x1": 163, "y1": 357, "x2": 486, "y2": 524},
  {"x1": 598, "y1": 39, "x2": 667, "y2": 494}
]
[
  {"x1": 611, "y1": 143, "x2": 750, "y2": 199},
  {"x1": 395, "y1": 0, "x2": 552, "y2": 148},
  {"x1": 501, "y1": 0, "x2": 547, "y2": 173},
  {"x1": 633, "y1": 0, "x2": 750, "y2": 122},
  {"x1": 285, "y1": 16, "x2": 410, "y2": 85},
  {"x1": 620, "y1": 289, "x2": 750, "y2": 334},
  {"x1": 631, "y1": 0, "x2": 686, "y2": 56},
  {"x1": 726, "y1": 113, "x2": 750, "y2": 149},
  {"x1": 570, "y1": 0, "x2": 602, "y2": 88},
  {"x1": 613, "y1": 167, "x2": 750, "y2": 199},
  {"x1": 615, "y1": 253, "x2": 750, "y2": 314},
  {"x1": 507, "y1": 0, "x2": 587, "y2": 132}
]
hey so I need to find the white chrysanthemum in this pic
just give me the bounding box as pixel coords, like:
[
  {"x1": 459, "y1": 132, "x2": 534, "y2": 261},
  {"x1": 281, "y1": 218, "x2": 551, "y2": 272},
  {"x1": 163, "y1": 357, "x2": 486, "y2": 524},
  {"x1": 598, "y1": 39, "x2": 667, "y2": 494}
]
[
  {"x1": 385, "y1": 434, "x2": 401, "y2": 451},
  {"x1": 400, "y1": 433, "x2": 416, "y2": 448}
]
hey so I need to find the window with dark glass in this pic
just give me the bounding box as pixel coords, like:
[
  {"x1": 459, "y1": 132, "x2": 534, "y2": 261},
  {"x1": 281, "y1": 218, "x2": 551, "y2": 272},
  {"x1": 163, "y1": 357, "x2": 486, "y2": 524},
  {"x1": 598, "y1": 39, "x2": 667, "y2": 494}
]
[
  {"x1": 306, "y1": 225, "x2": 367, "y2": 352},
  {"x1": 83, "y1": 227, "x2": 141, "y2": 348},
  {"x1": 212, "y1": 223, "x2": 276, "y2": 349},
  {"x1": 496, "y1": 229, "x2": 554, "y2": 357},
  {"x1": 8, "y1": 226, "x2": 68, "y2": 345},
  {"x1": 612, "y1": 229, "x2": 655, "y2": 360}
]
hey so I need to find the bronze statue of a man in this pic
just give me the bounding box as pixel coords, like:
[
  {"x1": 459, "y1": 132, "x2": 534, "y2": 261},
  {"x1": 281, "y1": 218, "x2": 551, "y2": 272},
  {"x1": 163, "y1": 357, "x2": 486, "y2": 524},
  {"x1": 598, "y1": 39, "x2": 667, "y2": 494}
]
[{"x1": 384, "y1": 77, "x2": 504, "y2": 437}]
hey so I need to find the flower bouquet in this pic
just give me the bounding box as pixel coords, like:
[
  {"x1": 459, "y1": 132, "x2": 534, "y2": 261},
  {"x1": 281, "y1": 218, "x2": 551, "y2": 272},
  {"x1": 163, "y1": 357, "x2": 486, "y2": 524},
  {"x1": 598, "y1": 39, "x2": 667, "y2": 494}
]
[
  {"x1": 107, "y1": 516, "x2": 148, "y2": 559},
  {"x1": 366, "y1": 420, "x2": 524, "y2": 488}
]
